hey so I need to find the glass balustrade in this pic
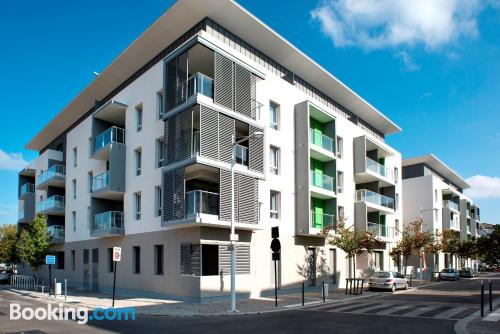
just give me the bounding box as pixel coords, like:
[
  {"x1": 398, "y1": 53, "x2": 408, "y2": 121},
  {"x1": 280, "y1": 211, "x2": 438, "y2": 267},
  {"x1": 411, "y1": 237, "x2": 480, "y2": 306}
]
[
  {"x1": 94, "y1": 126, "x2": 125, "y2": 153},
  {"x1": 443, "y1": 200, "x2": 459, "y2": 212},
  {"x1": 310, "y1": 211, "x2": 336, "y2": 229},
  {"x1": 185, "y1": 190, "x2": 219, "y2": 216},
  {"x1": 177, "y1": 72, "x2": 214, "y2": 104},
  {"x1": 355, "y1": 189, "x2": 394, "y2": 209},
  {"x1": 38, "y1": 165, "x2": 65, "y2": 185},
  {"x1": 37, "y1": 195, "x2": 65, "y2": 213},
  {"x1": 21, "y1": 183, "x2": 35, "y2": 196},
  {"x1": 365, "y1": 157, "x2": 394, "y2": 181},
  {"x1": 235, "y1": 144, "x2": 249, "y2": 166},
  {"x1": 309, "y1": 129, "x2": 335, "y2": 153},
  {"x1": 310, "y1": 171, "x2": 336, "y2": 192},
  {"x1": 48, "y1": 225, "x2": 65, "y2": 242},
  {"x1": 93, "y1": 211, "x2": 124, "y2": 232},
  {"x1": 367, "y1": 222, "x2": 395, "y2": 239},
  {"x1": 92, "y1": 171, "x2": 110, "y2": 192}
]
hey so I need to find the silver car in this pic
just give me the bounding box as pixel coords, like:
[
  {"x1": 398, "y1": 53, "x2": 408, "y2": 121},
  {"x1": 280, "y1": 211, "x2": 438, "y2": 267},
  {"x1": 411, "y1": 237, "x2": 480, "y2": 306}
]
[
  {"x1": 368, "y1": 271, "x2": 408, "y2": 292},
  {"x1": 440, "y1": 268, "x2": 460, "y2": 281}
]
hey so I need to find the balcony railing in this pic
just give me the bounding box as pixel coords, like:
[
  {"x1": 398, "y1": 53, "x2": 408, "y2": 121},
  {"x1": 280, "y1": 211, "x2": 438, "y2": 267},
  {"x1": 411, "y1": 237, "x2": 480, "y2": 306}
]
[
  {"x1": 467, "y1": 224, "x2": 472, "y2": 234},
  {"x1": 355, "y1": 189, "x2": 394, "y2": 210},
  {"x1": 36, "y1": 195, "x2": 65, "y2": 213},
  {"x1": 443, "y1": 200, "x2": 459, "y2": 212},
  {"x1": 192, "y1": 131, "x2": 200, "y2": 156},
  {"x1": 48, "y1": 225, "x2": 65, "y2": 243},
  {"x1": 235, "y1": 144, "x2": 249, "y2": 166},
  {"x1": 310, "y1": 211, "x2": 336, "y2": 230},
  {"x1": 93, "y1": 211, "x2": 124, "y2": 232},
  {"x1": 20, "y1": 183, "x2": 35, "y2": 196},
  {"x1": 310, "y1": 171, "x2": 336, "y2": 192},
  {"x1": 185, "y1": 190, "x2": 219, "y2": 217},
  {"x1": 309, "y1": 129, "x2": 335, "y2": 153},
  {"x1": 177, "y1": 72, "x2": 214, "y2": 104},
  {"x1": 450, "y1": 219, "x2": 460, "y2": 230},
  {"x1": 18, "y1": 209, "x2": 25, "y2": 220},
  {"x1": 92, "y1": 171, "x2": 110, "y2": 193},
  {"x1": 367, "y1": 222, "x2": 395, "y2": 239},
  {"x1": 365, "y1": 157, "x2": 394, "y2": 181},
  {"x1": 94, "y1": 126, "x2": 125, "y2": 153},
  {"x1": 38, "y1": 165, "x2": 65, "y2": 185}
]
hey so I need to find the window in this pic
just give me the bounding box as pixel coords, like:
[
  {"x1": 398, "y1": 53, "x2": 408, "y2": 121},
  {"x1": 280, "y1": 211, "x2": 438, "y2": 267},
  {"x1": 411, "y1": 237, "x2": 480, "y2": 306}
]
[
  {"x1": 71, "y1": 250, "x2": 76, "y2": 271},
  {"x1": 72, "y1": 211, "x2": 76, "y2": 232},
  {"x1": 155, "y1": 186, "x2": 162, "y2": 217},
  {"x1": 337, "y1": 171, "x2": 344, "y2": 194},
  {"x1": 157, "y1": 91, "x2": 164, "y2": 120},
  {"x1": 135, "y1": 193, "x2": 142, "y2": 220},
  {"x1": 154, "y1": 245, "x2": 164, "y2": 275},
  {"x1": 374, "y1": 251, "x2": 384, "y2": 270},
  {"x1": 434, "y1": 189, "x2": 438, "y2": 202},
  {"x1": 72, "y1": 179, "x2": 77, "y2": 199},
  {"x1": 135, "y1": 148, "x2": 142, "y2": 176},
  {"x1": 92, "y1": 248, "x2": 98, "y2": 264},
  {"x1": 434, "y1": 209, "x2": 439, "y2": 223},
  {"x1": 133, "y1": 246, "x2": 141, "y2": 274},
  {"x1": 83, "y1": 249, "x2": 89, "y2": 264},
  {"x1": 56, "y1": 252, "x2": 65, "y2": 270},
  {"x1": 87, "y1": 206, "x2": 91, "y2": 229},
  {"x1": 156, "y1": 138, "x2": 164, "y2": 168},
  {"x1": 269, "y1": 102, "x2": 279, "y2": 130},
  {"x1": 395, "y1": 219, "x2": 400, "y2": 237},
  {"x1": 107, "y1": 248, "x2": 113, "y2": 273},
  {"x1": 136, "y1": 105, "x2": 143, "y2": 132},
  {"x1": 269, "y1": 146, "x2": 279, "y2": 175},
  {"x1": 338, "y1": 206, "x2": 345, "y2": 220},
  {"x1": 73, "y1": 147, "x2": 78, "y2": 167},
  {"x1": 201, "y1": 244, "x2": 219, "y2": 276},
  {"x1": 336, "y1": 137, "x2": 343, "y2": 158},
  {"x1": 394, "y1": 167, "x2": 399, "y2": 183},
  {"x1": 395, "y1": 193, "x2": 399, "y2": 211},
  {"x1": 270, "y1": 191, "x2": 280, "y2": 219}
]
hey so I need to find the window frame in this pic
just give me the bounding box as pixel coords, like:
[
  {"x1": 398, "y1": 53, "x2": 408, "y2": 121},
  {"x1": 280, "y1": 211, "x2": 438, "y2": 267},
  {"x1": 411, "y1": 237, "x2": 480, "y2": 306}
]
[
  {"x1": 154, "y1": 244, "x2": 164, "y2": 275},
  {"x1": 270, "y1": 190, "x2": 280, "y2": 219},
  {"x1": 135, "y1": 192, "x2": 142, "y2": 220},
  {"x1": 136, "y1": 104, "x2": 143, "y2": 132},
  {"x1": 155, "y1": 186, "x2": 162, "y2": 217},
  {"x1": 133, "y1": 246, "x2": 141, "y2": 274},
  {"x1": 336, "y1": 136, "x2": 343, "y2": 158},
  {"x1": 135, "y1": 148, "x2": 142, "y2": 176},
  {"x1": 269, "y1": 146, "x2": 280, "y2": 175},
  {"x1": 73, "y1": 147, "x2": 78, "y2": 167},
  {"x1": 156, "y1": 138, "x2": 164, "y2": 168},
  {"x1": 337, "y1": 171, "x2": 344, "y2": 194},
  {"x1": 157, "y1": 91, "x2": 164, "y2": 120},
  {"x1": 269, "y1": 101, "x2": 279, "y2": 130}
]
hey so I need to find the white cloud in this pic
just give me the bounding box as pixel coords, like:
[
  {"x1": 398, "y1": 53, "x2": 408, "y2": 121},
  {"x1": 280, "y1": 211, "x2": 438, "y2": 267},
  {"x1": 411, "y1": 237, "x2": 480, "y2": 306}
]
[
  {"x1": 0, "y1": 149, "x2": 28, "y2": 170},
  {"x1": 465, "y1": 175, "x2": 500, "y2": 199},
  {"x1": 310, "y1": 0, "x2": 487, "y2": 50},
  {"x1": 395, "y1": 51, "x2": 420, "y2": 71}
]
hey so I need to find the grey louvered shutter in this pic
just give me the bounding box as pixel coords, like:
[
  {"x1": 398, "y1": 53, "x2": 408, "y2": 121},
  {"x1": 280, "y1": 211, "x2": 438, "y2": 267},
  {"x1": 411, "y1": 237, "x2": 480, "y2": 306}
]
[
  {"x1": 236, "y1": 244, "x2": 250, "y2": 274},
  {"x1": 214, "y1": 53, "x2": 234, "y2": 110},
  {"x1": 162, "y1": 170, "x2": 174, "y2": 222},
  {"x1": 180, "y1": 243, "x2": 191, "y2": 275},
  {"x1": 219, "y1": 169, "x2": 232, "y2": 222},
  {"x1": 165, "y1": 116, "x2": 178, "y2": 164},
  {"x1": 234, "y1": 64, "x2": 253, "y2": 119},
  {"x1": 248, "y1": 125, "x2": 264, "y2": 173},
  {"x1": 165, "y1": 59, "x2": 177, "y2": 111},
  {"x1": 178, "y1": 108, "x2": 193, "y2": 161},
  {"x1": 218, "y1": 114, "x2": 235, "y2": 164},
  {"x1": 190, "y1": 244, "x2": 201, "y2": 276},
  {"x1": 218, "y1": 244, "x2": 231, "y2": 275},
  {"x1": 200, "y1": 106, "x2": 219, "y2": 160},
  {"x1": 173, "y1": 168, "x2": 185, "y2": 220},
  {"x1": 237, "y1": 174, "x2": 257, "y2": 224}
]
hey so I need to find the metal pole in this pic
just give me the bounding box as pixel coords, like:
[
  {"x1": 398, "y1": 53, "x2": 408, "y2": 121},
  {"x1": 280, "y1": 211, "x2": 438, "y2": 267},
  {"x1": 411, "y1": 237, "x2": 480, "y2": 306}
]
[
  {"x1": 489, "y1": 280, "x2": 493, "y2": 312},
  {"x1": 49, "y1": 265, "x2": 52, "y2": 297},
  {"x1": 230, "y1": 137, "x2": 236, "y2": 312},
  {"x1": 112, "y1": 261, "x2": 117, "y2": 308},
  {"x1": 322, "y1": 281, "x2": 325, "y2": 302},
  {"x1": 481, "y1": 280, "x2": 484, "y2": 317},
  {"x1": 54, "y1": 278, "x2": 57, "y2": 298},
  {"x1": 64, "y1": 279, "x2": 67, "y2": 301},
  {"x1": 274, "y1": 259, "x2": 278, "y2": 307},
  {"x1": 302, "y1": 282, "x2": 305, "y2": 306}
]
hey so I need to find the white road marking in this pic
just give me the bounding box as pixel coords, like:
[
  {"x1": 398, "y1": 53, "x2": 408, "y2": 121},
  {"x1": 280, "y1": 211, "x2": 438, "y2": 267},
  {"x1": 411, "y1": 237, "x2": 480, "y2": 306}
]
[
  {"x1": 376, "y1": 304, "x2": 414, "y2": 315},
  {"x1": 350, "y1": 303, "x2": 391, "y2": 314},
  {"x1": 433, "y1": 307, "x2": 468, "y2": 319},
  {"x1": 402, "y1": 305, "x2": 442, "y2": 317},
  {"x1": 483, "y1": 310, "x2": 500, "y2": 322}
]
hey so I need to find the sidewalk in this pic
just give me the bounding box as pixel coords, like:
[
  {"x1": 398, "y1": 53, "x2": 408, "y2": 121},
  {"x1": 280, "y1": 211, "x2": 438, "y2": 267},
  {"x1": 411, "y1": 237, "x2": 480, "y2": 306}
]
[{"x1": 5, "y1": 279, "x2": 442, "y2": 317}]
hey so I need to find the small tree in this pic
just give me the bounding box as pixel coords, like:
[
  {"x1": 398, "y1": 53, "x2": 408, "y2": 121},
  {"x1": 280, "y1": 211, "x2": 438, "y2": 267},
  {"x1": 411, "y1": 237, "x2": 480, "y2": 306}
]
[
  {"x1": 410, "y1": 219, "x2": 432, "y2": 276},
  {"x1": 457, "y1": 239, "x2": 477, "y2": 268},
  {"x1": 0, "y1": 224, "x2": 19, "y2": 268},
  {"x1": 391, "y1": 231, "x2": 414, "y2": 274},
  {"x1": 476, "y1": 225, "x2": 500, "y2": 266},
  {"x1": 18, "y1": 215, "x2": 52, "y2": 281},
  {"x1": 425, "y1": 231, "x2": 442, "y2": 273},
  {"x1": 441, "y1": 230, "x2": 460, "y2": 269}
]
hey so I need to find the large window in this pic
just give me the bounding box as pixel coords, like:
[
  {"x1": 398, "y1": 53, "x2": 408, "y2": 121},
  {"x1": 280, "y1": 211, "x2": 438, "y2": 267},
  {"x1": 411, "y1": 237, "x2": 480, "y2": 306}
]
[
  {"x1": 269, "y1": 102, "x2": 279, "y2": 130},
  {"x1": 270, "y1": 191, "x2": 280, "y2": 219},
  {"x1": 269, "y1": 146, "x2": 280, "y2": 175},
  {"x1": 133, "y1": 246, "x2": 141, "y2": 274},
  {"x1": 154, "y1": 245, "x2": 164, "y2": 275},
  {"x1": 136, "y1": 104, "x2": 143, "y2": 132},
  {"x1": 134, "y1": 193, "x2": 142, "y2": 220},
  {"x1": 135, "y1": 148, "x2": 142, "y2": 176}
]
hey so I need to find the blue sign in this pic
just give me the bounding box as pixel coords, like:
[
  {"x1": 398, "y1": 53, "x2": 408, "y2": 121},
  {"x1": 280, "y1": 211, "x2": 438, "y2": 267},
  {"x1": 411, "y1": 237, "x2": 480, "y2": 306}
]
[{"x1": 45, "y1": 255, "x2": 56, "y2": 265}]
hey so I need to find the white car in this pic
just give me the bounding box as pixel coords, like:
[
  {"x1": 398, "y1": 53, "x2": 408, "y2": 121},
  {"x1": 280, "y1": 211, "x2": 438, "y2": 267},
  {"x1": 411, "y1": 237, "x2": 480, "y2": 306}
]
[
  {"x1": 440, "y1": 268, "x2": 460, "y2": 281},
  {"x1": 368, "y1": 271, "x2": 408, "y2": 292}
]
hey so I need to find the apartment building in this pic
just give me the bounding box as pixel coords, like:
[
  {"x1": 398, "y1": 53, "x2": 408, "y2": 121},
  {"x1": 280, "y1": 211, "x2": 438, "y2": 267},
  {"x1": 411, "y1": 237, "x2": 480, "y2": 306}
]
[
  {"x1": 17, "y1": 0, "x2": 402, "y2": 301},
  {"x1": 402, "y1": 154, "x2": 481, "y2": 276}
]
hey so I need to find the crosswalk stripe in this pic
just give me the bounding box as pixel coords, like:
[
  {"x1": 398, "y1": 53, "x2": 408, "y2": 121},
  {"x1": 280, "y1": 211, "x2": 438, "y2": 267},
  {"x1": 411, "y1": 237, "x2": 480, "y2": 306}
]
[
  {"x1": 483, "y1": 310, "x2": 500, "y2": 322},
  {"x1": 403, "y1": 305, "x2": 443, "y2": 317},
  {"x1": 333, "y1": 303, "x2": 378, "y2": 313},
  {"x1": 433, "y1": 307, "x2": 469, "y2": 319},
  {"x1": 351, "y1": 304, "x2": 392, "y2": 314},
  {"x1": 376, "y1": 304, "x2": 414, "y2": 315}
]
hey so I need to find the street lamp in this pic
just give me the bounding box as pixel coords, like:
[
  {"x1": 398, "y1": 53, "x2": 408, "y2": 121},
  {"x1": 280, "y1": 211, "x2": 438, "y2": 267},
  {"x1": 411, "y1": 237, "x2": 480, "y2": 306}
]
[
  {"x1": 229, "y1": 131, "x2": 263, "y2": 312},
  {"x1": 419, "y1": 207, "x2": 439, "y2": 280}
]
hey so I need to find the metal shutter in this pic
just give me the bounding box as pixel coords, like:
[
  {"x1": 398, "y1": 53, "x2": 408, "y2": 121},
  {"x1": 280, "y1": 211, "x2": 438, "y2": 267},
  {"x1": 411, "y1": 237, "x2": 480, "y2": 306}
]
[
  {"x1": 218, "y1": 244, "x2": 231, "y2": 275},
  {"x1": 162, "y1": 170, "x2": 174, "y2": 222},
  {"x1": 218, "y1": 243, "x2": 250, "y2": 275},
  {"x1": 165, "y1": 59, "x2": 177, "y2": 111},
  {"x1": 165, "y1": 116, "x2": 178, "y2": 165},
  {"x1": 234, "y1": 64, "x2": 252, "y2": 119},
  {"x1": 237, "y1": 174, "x2": 257, "y2": 224},
  {"x1": 214, "y1": 53, "x2": 234, "y2": 110},
  {"x1": 200, "y1": 106, "x2": 219, "y2": 160},
  {"x1": 248, "y1": 125, "x2": 264, "y2": 173},
  {"x1": 218, "y1": 114, "x2": 235, "y2": 164},
  {"x1": 178, "y1": 108, "x2": 193, "y2": 161},
  {"x1": 219, "y1": 169, "x2": 232, "y2": 222},
  {"x1": 180, "y1": 243, "x2": 201, "y2": 276},
  {"x1": 173, "y1": 168, "x2": 185, "y2": 220}
]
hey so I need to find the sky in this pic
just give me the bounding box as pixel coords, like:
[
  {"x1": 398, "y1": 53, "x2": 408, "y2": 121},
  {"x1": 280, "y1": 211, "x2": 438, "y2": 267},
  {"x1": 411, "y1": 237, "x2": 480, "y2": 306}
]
[{"x1": 0, "y1": 0, "x2": 499, "y2": 225}]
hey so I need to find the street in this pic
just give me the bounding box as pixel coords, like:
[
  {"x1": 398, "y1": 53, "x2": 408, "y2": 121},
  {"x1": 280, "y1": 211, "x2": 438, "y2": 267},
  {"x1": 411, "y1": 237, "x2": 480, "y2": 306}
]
[{"x1": 0, "y1": 275, "x2": 498, "y2": 334}]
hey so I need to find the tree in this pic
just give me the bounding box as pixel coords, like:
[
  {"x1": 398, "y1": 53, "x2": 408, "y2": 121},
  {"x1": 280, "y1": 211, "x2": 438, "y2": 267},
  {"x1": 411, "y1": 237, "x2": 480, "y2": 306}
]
[
  {"x1": 410, "y1": 219, "x2": 432, "y2": 276},
  {"x1": 457, "y1": 239, "x2": 477, "y2": 268},
  {"x1": 476, "y1": 225, "x2": 500, "y2": 266},
  {"x1": 425, "y1": 231, "x2": 442, "y2": 273},
  {"x1": 390, "y1": 230, "x2": 413, "y2": 274},
  {"x1": 0, "y1": 224, "x2": 19, "y2": 268},
  {"x1": 17, "y1": 215, "x2": 52, "y2": 280},
  {"x1": 441, "y1": 230, "x2": 460, "y2": 269}
]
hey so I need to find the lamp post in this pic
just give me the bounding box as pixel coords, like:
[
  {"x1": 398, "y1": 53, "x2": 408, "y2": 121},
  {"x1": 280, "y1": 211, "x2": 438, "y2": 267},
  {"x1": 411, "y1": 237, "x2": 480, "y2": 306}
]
[
  {"x1": 420, "y1": 207, "x2": 439, "y2": 280},
  {"x1": 229, "y1": 131, "x2": 263, "y2": 312}
]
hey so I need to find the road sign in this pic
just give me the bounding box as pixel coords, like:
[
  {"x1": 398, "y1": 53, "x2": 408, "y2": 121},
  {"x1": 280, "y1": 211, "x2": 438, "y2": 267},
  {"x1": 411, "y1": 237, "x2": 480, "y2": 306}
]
[
  {"x1": 45, "y1": 255, "x2": 56, "y2": 265},
  {"x1": 113, "y1": 247, "x2": 122, "y2": 262}
]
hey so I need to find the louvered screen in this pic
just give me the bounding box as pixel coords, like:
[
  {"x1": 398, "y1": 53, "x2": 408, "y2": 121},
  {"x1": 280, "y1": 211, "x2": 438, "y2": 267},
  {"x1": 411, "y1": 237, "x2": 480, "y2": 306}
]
[
  {"x1": 200, "y1": 106, "x2": 219, "y2": 160},
  {"x1": 165, "y1": 59, "x2": 177, "y2": 111},
  {"x1": 248, "y1": 125, "x2": 264, "y2": 173},
  {"x1": 165, "y1": 116, "x2": 178, "y2": 164},
  {"x1": 219, "y1": 169, "x2": 232, "y2": 222},
  {"x1": 218, "y1": 244, "x2": 231, "y2": 275},
  {"x1": 234, "y1": 64, "x2": 253, "y2": 118},
  {"x1": 172, "y1": 168, "x2": 185, "y2": 220},
  {"x1": 237, "y1": 174, "x2": 257, "y2": 224},
  {"x1": 178, "y1": 109, "x2": 193, "y2": 161},
  {"x1": 214, "y1": 53, "x2": 234, "y2": 110},
  {"x1": 180, "y1": 243, "x2": 201, "y2": 276},
  {"x1": 218, "y1": 114, "x2": 235, "y2": 163},
  {"x1": 218, "y1": 243, "x2": 250, "y2": 275},
  {"x1": 162, "y1": 170, "x2": 174, "y2": 222},
  {"x1": 190, "y1": 244, "x2": 201, "y2": 276}
]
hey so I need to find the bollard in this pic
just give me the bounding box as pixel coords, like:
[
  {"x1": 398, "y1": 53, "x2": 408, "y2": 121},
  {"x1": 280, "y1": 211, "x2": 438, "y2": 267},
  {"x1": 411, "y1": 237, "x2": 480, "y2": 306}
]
[
  {"x1": 345, "y1": 279, "x2": 348, "y2": 295},
  {"x1": 489, "y1": 280, "x2": 493, "y2": 312},
  {"x1": 65, "y1": 279, "x2": 67, "y2": 302},
  {"x1": 360, "y1": 279, "x2": 364, "y2": 295},
  {"x1": 481, "y1": 281, "x2": 484, "y2": 317},
  {"x1": 54, "y1": 278, "x2": 57, "y2": 299},
  {"x1": 322, "y1": 281, "x2": 326, "y2": 303},
  {"x1": 302, "y1": 282, "x2": 305, "y2": 306},
  {"x1": 410, "y1": 274, "x2": 413, "y2": 287}
]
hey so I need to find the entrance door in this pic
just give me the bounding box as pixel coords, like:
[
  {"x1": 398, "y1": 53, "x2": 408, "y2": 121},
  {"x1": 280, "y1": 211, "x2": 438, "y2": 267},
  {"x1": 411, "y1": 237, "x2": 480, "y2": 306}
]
[
  {"x1": 307, "y1": 248, "x2": 316, "y2": 287},
  {"x1": 91, "y1": 248, "x2": 99, "y2": 291},
  {"x1": 329, "y1": 249, "x2": 337, "y2": 284},
  {"x1": 83, "y1": 249, "x2": 89, "y2": 290}
]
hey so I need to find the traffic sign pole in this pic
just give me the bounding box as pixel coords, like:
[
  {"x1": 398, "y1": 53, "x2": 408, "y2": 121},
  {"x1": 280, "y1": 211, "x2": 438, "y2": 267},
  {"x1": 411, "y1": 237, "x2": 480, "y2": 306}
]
[
  {"x1": 112, "y1": 261, "x2": 117, "y2": 307},
  {"x1": 48, "y1": 264, "x2": 52, "y2": 297},
  {"x1": 111, "y1": 247, "x2": 121, "y2": 308}
]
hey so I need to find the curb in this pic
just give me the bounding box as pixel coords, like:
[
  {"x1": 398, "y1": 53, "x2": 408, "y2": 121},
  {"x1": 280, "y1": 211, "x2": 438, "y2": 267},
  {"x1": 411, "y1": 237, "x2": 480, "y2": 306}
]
[{"x1": 454, "y1": 297, "x2": 500, "y2": 334}]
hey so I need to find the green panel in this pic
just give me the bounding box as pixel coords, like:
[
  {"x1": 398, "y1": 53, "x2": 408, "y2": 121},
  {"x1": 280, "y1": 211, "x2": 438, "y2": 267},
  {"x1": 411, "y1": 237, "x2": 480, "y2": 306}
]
[
  {"x1": 310, "y1": 118, "x2": 323, "y2": 147},
  {"x1": 378, "y1": 157, "x2": 385, "y2": 166},
  {"x1": 310, "y1": 159, "x2": 323, "y2": 188},
  {"x1": 379, "y1": 215, "x2": 386, "y2": 237},
  {"x1": 312, "y1": 198, "x2": 325, "y2": 228}
]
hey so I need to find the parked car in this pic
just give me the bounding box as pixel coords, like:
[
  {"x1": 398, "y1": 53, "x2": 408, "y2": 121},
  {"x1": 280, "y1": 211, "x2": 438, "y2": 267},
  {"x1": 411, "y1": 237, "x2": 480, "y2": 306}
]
[
  {"x1": 440, "y1": 268, "x2": 460, "y2": 281},
  {"x1": 459, "y1": 268, "x2": 477, "y2": 278},
  {"x1": 0, "y1": 270, "x2": 11, "y2": 284},
  {"x1": 368, "y1": 271, "x2": 408, "y2": 292}
]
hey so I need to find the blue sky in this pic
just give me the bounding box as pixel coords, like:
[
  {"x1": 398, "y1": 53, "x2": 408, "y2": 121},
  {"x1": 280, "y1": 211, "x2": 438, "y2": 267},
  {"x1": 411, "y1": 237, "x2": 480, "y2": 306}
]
[{"x1": 0, "y1": 0, "x2": 499, "y2": 225}]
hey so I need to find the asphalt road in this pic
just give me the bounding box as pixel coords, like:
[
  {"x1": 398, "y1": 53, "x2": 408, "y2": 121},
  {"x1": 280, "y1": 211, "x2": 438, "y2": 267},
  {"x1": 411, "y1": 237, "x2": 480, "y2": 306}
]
[{"x1": 1, "y1": 274, "x2": 498, "y2": 334}]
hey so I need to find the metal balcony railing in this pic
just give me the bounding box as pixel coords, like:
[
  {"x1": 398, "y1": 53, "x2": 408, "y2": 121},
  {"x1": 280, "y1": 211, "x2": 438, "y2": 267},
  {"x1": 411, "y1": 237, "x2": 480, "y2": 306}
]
[
  {"x1": 93, "y1": 211, "x2": 124, "y2": 232},
  {"x1": 94, "y1": 126, "x2": 125, "y2": 153},
  {"x1": 365, "y1": 157, "x2": 394, "y2": 181},
  {"x1": 310, "y1": 211, "x2": 336, "y2": 230},
  {"x1": 309, "y1": 129, "x2": 335, "y2": 153},
  {"x1": 92, "y1": 171, "x2": 110, "y2": 192},
  {"x1": 310, "y1": 171, "x2": 336, "y2": 192},
  {"x1": 443, "y1": 200, "x2": 459, "y2": 212},
  {"x1": 38, "y1": 165, "x2": 65, "y2": 185},
  {"x1": 176, "y1": 72, "x2": 214, "y2": 104},
  {"x1": 48, "y1": 225, "x2": 65, "y2": 242},
  {"x1": 367, "y1": 222, "x2": 395, "y2": 239},
  {"x1": 36, "y1": 195, "x2": 65, "y2": 213},
  {"x1": 185, "y1": 190, "x2": 219, "y2": 217},
  {"x1": 20, "y1": 183, "x2": 35, "y2": 196},
  {"x1": 355, "y1": 189, "x2": 394, "y2": 210}
]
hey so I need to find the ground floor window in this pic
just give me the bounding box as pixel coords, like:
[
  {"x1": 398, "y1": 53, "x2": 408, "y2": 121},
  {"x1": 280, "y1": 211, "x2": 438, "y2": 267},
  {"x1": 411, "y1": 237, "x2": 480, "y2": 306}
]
[
  {"x1": 202, "y1": 244, "x2": 219, "y2": 276},
  {"x1": 107, "y1": 248, "x2": 113, "y2": 273},
  {"x1": 154, "y1": 245, "x2": 164, "y2": 275},
  {"x1": 374, "y1": 251, "x2": 384, "y2": 271}
]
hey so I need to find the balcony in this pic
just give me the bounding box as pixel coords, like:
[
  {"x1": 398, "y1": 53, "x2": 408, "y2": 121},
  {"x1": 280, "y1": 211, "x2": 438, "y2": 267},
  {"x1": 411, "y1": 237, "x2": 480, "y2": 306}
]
[
  {"x1": 365, "y1": 157, "x2": 394, "y2": 182},
  {"x1": 310, "y1": 171, "x2": 336, "y2": 199},
  {"x1": 185, "y1": 190, "x2": 219, "y2": 218},
  {"x1": 367, "y1": 222, "x2": 395, "y2": 241},
  {"x1": 20, "y1": 183, "x2": 35, "y2": 198},
  {"x1": 90, "y1": 171, "x2": 124, "y2": 200},
  {"x1": 36, "y1": 195, "x2": 65, "y2": 216},
  {"x1": 309, "y1": 129, "x2": 336, "y2": 161},
  {"x1": 92, "y1": 126, "x2": 125, "y2": 160},
  {"x1": 449, "y1": 219, "x2": 460, "y2": 231},
  {"x1": 48, "y1": 225, "x2": 65, "y2": 243},
  {"x1": 443, "y1": 200, "x2": 459, "y2": 212},
  {"x1": 91, "y1": 211, "x2": 125, "y2": 237},
  {"x1": 235, "y1": 144, "x2": 249, "y2": 167},
  {"x1": 310, "y1": 211, "x2": 336, "y2": 231},
  {"x1": 176, "y1": 72, "x2": 213, "y2": 106},
  {"x1": 37, "y1": 165, "x2": 65, "y2": 189},
  {"x1": 355, "y1": 189, "x2": 394, "y2": 212}
]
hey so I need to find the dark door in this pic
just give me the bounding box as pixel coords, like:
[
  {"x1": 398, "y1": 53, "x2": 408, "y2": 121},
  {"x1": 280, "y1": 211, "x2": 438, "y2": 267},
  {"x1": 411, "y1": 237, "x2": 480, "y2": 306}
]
[
  {"x1": 91, "y1": 248, "x2": 99, "y2": 291},
  {"x1": 307, "y1": 248, "x2": 316, "y2": 287},
  {"x1": 83, "y1": 249, "x2": 89, "y2": 290},
  {"x1": 329, "y1": 249, "x2": 337, "y2": 284}
]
